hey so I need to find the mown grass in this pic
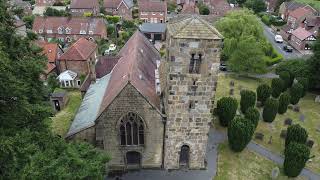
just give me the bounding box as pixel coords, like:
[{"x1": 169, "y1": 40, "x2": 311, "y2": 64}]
[
  {"x1": 216, "y1": 143, "x2": 307, "y2": 180},
  {"x1": 50, "y1": 90, "x2": 82, "y2": 137},
  {"x1": 214, "y1": 74, "x2": 320, "y2": 174}
]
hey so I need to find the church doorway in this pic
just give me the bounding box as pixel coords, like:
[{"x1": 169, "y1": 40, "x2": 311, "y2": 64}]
[
  {"x1": 179, "y1": 145, "x2": 190, "y2": 168},
  {"x1": 126, "y1": 151, "x2": 141, "y2": 169}
]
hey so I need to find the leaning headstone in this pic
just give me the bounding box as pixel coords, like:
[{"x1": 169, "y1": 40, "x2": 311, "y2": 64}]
[
  {"x1": 299, "y1": 114, "x2": 305, "y2": 122},
  {"x1": 229, "y1": 88, "x2": 234, "y2": 95},
  {"x1": 230, "y1": 81, "x2": 234, "y2": 87},
  {"x1": 306, "y1": 140, "x2": 314, "y2": 148},
  {"x1": 268, "y1": 136, "x2": 273, "y2": 144},
  {"x1": 293, "y1": 105, "x2": 300, "y2": 112},
  {"x1": 315, "y1": 95, "x2": 320, "y2": 103},
  {"x1": 280, "y1": 130, "x2": 287, "y2": 139},
  {"x1": 255, "y1": 132, "x2": 264, "y2": 140},
  {"x1": 271, "y1": 167, "x2": 280, "y2": 180},
  {"x1": 284, "y1": 118, "x2": 292, "y2": 126}
]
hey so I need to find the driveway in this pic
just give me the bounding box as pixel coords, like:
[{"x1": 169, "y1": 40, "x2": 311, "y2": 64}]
[{"x1": 261, "y1": 23, "x2": 302, "y2": 59}]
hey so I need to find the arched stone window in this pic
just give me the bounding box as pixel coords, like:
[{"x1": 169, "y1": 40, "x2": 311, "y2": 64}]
[{"x1": 119, "y1": 112, "x2": 145, "y2": 146}]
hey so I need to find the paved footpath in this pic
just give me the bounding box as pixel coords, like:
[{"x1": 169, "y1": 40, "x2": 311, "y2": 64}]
[{"x1": 107, "y1": 129, "x2": 319, "y2": 180}]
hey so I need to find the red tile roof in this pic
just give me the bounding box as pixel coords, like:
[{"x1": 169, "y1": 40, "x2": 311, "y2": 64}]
[
  {"x1": 95, "y1": 55, "x2": 120, "y2": 78},
  {"x1": 32, "y1": 16, "x2": 107, "y2": 38},
  {"x1": 59, "y1": 38, "x2": 97, "y2": 61},
  {"x1": 45, "y1": 63, "x2": 56, "y2": 74},
  {"x1": 292, "y1": 27, "x2": 313, "y2": 40},
  {"x1": 71, "y1": 0, "x2": 99, "y2": 9},
  {"x1": 104, "y1": 0, "x2": 121, "y2": 9},
  {"x1": 289, "y1": 7, "x2": 316, "y2": 19},
  {"x1": 181, "y1": 3, "x2": 199, "y2": 14},
  {"x1": 37, "y1": 42, "x2": 60, "y2": 63},
  {"x1": 99, "y1": 31, "x2": 161, "y2": 114},
  {"x1": 138, "y1": 0, "x2": 167, "y2": 12}
]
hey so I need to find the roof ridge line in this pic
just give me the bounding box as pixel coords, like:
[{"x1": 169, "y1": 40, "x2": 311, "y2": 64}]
[
  {"x1": 196, "y1": 16, "x2": 224, "y2": 39},
  {"x1": 173, "y1": 15, "x2": 193, "y2": 37}
]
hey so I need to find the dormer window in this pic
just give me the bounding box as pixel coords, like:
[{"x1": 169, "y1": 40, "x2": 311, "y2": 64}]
[
  {"x1": 47, "y1": 29, "x2": 52, "y2": 34},
  {"x1": 65, "y1": 27, "x2": 71, "y2": 34},
  {"x1": 80, "y1": 30, "x2": 86, "y2": 34},
  {"x1": 58, "y1": 27, "x2": 63, "y2": 34},
  {"x1": 189, "y1": 54, "x2": 202, "y2": 74},
  {"x1": 89, "y1": 30, "x2": 94, "y2": 35},
  {"x1": 38, "y1": 29, "x2": 43, "y2": 33}
]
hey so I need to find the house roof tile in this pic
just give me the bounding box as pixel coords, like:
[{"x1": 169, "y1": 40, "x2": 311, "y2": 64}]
[
  {"x1": 70, "y1": 0, "x2": 99, "y2": 9},
  {"x1": 292, "y1": 27, "x2": 313, "y2": 40},
  {"x1": 138, "y1": 0, "x2": 167, "y2": 12},
  {"x1": 59, "y1": 38, "x2": 97, "y2": 61},
  {"x1": 289, "y1": 7, "x2": 316, "y2": 19}
]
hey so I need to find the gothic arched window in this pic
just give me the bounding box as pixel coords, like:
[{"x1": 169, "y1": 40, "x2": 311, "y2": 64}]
[{"x1": 119, "y1": 113, "x2": 145, "y2": 146}]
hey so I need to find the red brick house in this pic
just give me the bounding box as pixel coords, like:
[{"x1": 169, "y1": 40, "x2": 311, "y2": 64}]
[
  {"x1": 303, "y1": 16, "x2": 320, "y2": 37},
  {"x1": 265, "y1": 0, "x2": 277, "y2": 12},
  {"x1": 287, "y1": 6, "x2": 316, "y2": 30},
  {"x1": 138, "y1": 0, "x2": 167, "y2": 23},
  {"x1": 70, "y1": 0, "x2": 100, "y2": 16},
  {"x1": 290, "y1": 27, "x2": 316, "y2": 51},
  {"x1": 58, "y1": 38, "x2": 97, "y2": 85},
  {"x1": 204, "y1": 0, "x2": 231, "y2": 16},
  {"x1": 32, "y1": 17, "x2": 107, "y2": 43},
  {"x1": 181, "y1": 2, "x2": 199, "y2": 14},
  {"x1": 35, "y1": 0, "x2": 56, "y2": 6},
  {"x1": 279, "y1": 2, "x2": 315, "y2": 21},
  {"x1": 103, "y1": 0, "x2": 134, "y2": 20}
]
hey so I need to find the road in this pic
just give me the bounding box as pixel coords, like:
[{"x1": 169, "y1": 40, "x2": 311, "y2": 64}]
[{"x1": 261, "y1": 23, "x2": 302, "y2": 59}]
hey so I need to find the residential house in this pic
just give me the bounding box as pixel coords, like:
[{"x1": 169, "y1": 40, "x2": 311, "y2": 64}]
[
  {"x1": 279, "y1": 1, "x2": 315, "y2": 21},
  {"x1": 302, "y1": 16, "x2": 320, "y2": 37},
  {"x1": 8, "y1": 0, "x2": 32, "y2": 15},
  {"x1": 180, "y1": 2, "x2": 199, "y2": 14},
  {"x1": 32, "y1": 16, "x2": 107, "y2": 43},
  {"x1": 287, "y1": 6, "x2": 317, "y2": 30},
  {"x1": 57, "y1": 38, "x2": 97, "y2": 88},
  {"x1": 35, "y1": 0, "x2": 56, "y2": 6},
  {"x1": 138, "y1": 0, "x2": 167, "y2": 23},
  {"x1": 265, "y1": 0, "x2": 277, "y2": 12},
  {"x1": 70, "y1": 0, "x2": 100, "y2": 16},
  {"x1": 103, "y1": 0, "x2": 134, "y2": 20},
  {"x1": 204, "y1": 0, "x2": 231, "y2": 16},
  {"x1": 36, "y1": 41, "x2": 64, "y2": 79},
  {"x1": 139, "y1": 22, "x2": 166, "y2": 41},
  {"x1": 290, "y1": 27, "x2": 316, "y2": 51}
]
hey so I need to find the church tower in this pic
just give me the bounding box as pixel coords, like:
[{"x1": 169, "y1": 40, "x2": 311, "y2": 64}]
[{"x1": 160, "y1": 15, "x2": 223, "y2": 169}]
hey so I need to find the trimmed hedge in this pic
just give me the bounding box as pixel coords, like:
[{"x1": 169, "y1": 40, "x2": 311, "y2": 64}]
[
  {"x1": 290, "y1": 83, "x2": 304, "y2": 105},
  {"x1": 284, "y1": 142, "x2": 310, "y2": 177},
  {"x1": 216, "y1": 97, "x2": 238, "y2": 127},
  {"x1": 262, "y1": 98, "x2": 279, "y2": 122},
  {"x1": 285, "y1": 124, "x2": 308, "y2": 148},
  {"x1": 271, "y1": 78, "x2": 284, "y2": 98},
  {"x1": 240, "y1": 90, "x2": 256, "y2": 113},
  {"x1": 228, "y1": 116, "x2": 255, "y2": 152},
  {"x1": 256, "y1": 84, "x2": 272, "y2": 105},
  {"x1": 278, "y1": 92, "x2": 291, "y2": 114},
  {"x1": 265, "y1": 55, "x2": 283, "y2": 66},
  {"x1": 245, "y1": 107, "x2": 260, "y2": 128}
]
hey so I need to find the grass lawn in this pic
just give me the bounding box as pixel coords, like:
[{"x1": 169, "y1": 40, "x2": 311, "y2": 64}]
[
  {"x1": 216, "y1": 143, "x2": 307, "y2": 180},
  {"x1": 294, "y1": 0, "x2": 320, "y2": 10},
  {"x1": 50, "y1": 90, "x2": 82, "y2": 137},
  {"x1": 214, "y1": 74, "x2": 320, "y2": 174}
]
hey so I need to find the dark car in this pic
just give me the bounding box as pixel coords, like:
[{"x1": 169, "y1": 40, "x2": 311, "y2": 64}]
[{"x1": 283, "y1": 45, "x2": 293, "y2": 52}]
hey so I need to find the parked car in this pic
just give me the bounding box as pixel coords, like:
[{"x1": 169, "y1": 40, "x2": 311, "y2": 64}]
[
  {"x1": 275, "y1": 35, "x2": 283, "y2": 43},
  {"x1": 283, "y1": 45, "x2": 293, "y2": 52}
]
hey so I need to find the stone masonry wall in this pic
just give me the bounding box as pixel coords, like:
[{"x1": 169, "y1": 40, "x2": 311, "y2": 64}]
[
  {"x1": 95, "y1": 83, "x2": 164, "y2": 169},
  {"x1": 163, "y1": 35, "x2": 222, "y2": 169}
]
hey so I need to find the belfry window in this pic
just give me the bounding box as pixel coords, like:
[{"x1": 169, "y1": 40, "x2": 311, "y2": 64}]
[
  {"x1": 119, "y1": 112, "x2": 145, "y2": 146},
  {"x1": 189, "y1": 54, "x2": 202, "y2": 74}
]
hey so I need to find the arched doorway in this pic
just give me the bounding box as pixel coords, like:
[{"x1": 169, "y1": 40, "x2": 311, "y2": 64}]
[
  {"x1": 126, "y1": 151, "x2": 141, "y2": 168},
  {"x1": 179, "y1": 145, "x2": 190, "y2": 168}
]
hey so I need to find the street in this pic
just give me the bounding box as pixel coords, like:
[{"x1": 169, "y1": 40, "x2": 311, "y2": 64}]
[{"x1": 261, "y1": 23, "x2": 302, "y2": 59}]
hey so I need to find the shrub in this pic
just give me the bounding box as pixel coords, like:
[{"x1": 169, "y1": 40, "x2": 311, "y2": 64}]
[
  {"x1": 285, "y1": 124, "x2": 308, "y2": 148},
  {"x1": 216, "y1": 97, "x2": 238, "y2": 127},
  {"x1": 289, "y1": 83, "x2": 304, "y2": 105},
  {"x1": 265, "y1": 54, "x2": 283, "y2": 66},
  {"x1": 261, "y1": 15, "x2": 271, "y2": 26},
  {"x1": 296, "y1": 77, "x2": 309, "y2": 97},
  {"x1": 245, "y1": 107, "x2": 260, "y2": 128},
  {"x1": 284, "y1": 142, "x2": 310, "y2": 177},
  {"x1": 240, "y1": 90, "x2": 256, "y2": 113},
  {"x1": 271, "y1": 78, "x2": 284, "y2": 98},
  {"x1": 256, "y1": 84, "x2": 271, "y2": 105},
  {"x1": 278, "y1": 92, "x2": 291, "y2": 114},
  {"x1": 228, "y1": 117, "x2": 255, "y2": 152},
  {"x1": 279, "y1": 71, "x2": 293, "y2": 90},
  {"x1": 198, "y1": 3, "x2": 210, "y2": 15},
  {"x1": 105, "y1": 15, "x2": 120, "y2": 24},
  {"x1": 262, "y1": 98, "x2": 279, "y2": 122}
]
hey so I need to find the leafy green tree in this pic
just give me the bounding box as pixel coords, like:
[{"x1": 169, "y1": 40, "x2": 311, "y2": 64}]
[
  {"x1": 307, "y1": 37, "x2": 320, "y2": 89},
  {"x1": 105, "y1": 15, "x2": 121, "y2": 24},
  {"x1": 240, "y1": 90, "x2": 256, "y2": 113},
  {"x1": 289, "y1": 83, "x2": 304, "y2": 105},
  {"x1": 44, "y1": 7, "x2": 69, "y2": 16},
  {"x1": 198, "y1": 3, "x2": 210, "y2": 15},
  {"x1": 245, "y1": 107, "x2": 260, "y2": 128},
  {"x1": 276, "y1": 59, "x2": 311, "y2": 80},
  {"x1": 262, "y1": 98, "x2": 279, "y2": 122},
  {"x1": 271, "y1": 78, "x2": 284, "y2": 98},
  {"x1": 22, "y1": 15, "x2": 35, "y2": 29},
  {"x1": 244, "y1": 0, "x2": 267, "y2": 13},
  {"x1": 216, "y1": 97, "x2": 238, "y2": 127},
  {"x1": 47, "y1": 73, "x2": 60, "y2": 93},
  {"x1": 256, "y1": 84, "x2": 272, "y2": 105},
  {"x1": 278, "y1": 92, "x2": 290, "y2": 114},
  {"x1": 167, "y1": 1, "x2": 177, "y2": 12},
  {"x1": 284, "y1": 142, "x2": 310, "y2": 177},
  {"x1": 285, "y1": 124, "x2": 308, "y2": 148},
  {"x1": 228, "y1": 117, "x2": 255, "y2": 152},
  {"x1": 296, "y1": 77, "x2": 309, "y2": 97},
  {"x1": 279, "y1": 71, "x2": 293, "y2": 90}
]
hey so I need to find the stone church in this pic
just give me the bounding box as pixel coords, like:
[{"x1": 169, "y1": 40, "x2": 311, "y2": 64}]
[{"x1": 66, "y1": 15, "x2": 223, "y2": 170}]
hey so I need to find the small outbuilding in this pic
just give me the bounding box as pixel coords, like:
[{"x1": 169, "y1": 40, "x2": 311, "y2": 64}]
[
  {"x1": 50, "y1": 89, "x2": 69, "y2": 112},
  {"x1": 57, "y1": 70, "x2": 81, "y2": 88},
  {"x1": 139, "y1": 23, "x2": 166, "y2": 41}
]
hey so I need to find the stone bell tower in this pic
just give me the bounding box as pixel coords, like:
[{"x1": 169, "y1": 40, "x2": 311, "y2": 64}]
[{"x1": 160, "y1": 15, "x2": 223, "y2": 169}]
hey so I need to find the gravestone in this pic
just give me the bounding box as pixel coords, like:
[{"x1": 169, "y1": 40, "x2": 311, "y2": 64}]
[
  {"x1": 268, "y1": 136, "x2": 273, "y2": 144},
  {"x1": 280, "y1": 130, "x2": 287, "y2": 139},
  {"x1": 288, "y1": 104, "x2": 293, "y2": 110},
  {"x1": 284, "y1": 118, "x2": 292, "y2": 126},
  {"x1": 315, "y1": 95, "x2": 320, "y2": 103},
  {"x1": 229, "y1": 88, "x2": 234, "y2": 95},
  {"x1": 299, "y1": 114, "x2": 305, "y2": 122},
  {"x1": 271, "y1": 167, "x2": 280, "y2": 180},
  {"x1": 306, "y1": 140, "x2": 314, "y2": 148},
  {"x1": 293, "y1": 105, "x2": 300, "y2": 112},
  {"x1": 255, "y1": 132, "x2": 264, "y2": 140},
  {"x1": 230, "y1": 81, "x2": 234, "y2": 87},
  {"x1": 317, "y1": 125, "x2": 320, "y2": 132}
]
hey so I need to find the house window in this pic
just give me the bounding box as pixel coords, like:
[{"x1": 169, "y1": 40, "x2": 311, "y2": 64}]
[
  {"x1": 65, "y1": 81, "x2": 70, "y2": 87},
  {"x1": 141, "y1": 12, "x2": 148, "y2": 15},
  {"x1": 47, "y1": 29, "x2": 52, "y2": 34},
  {"x1": 119, "y1": 112, "x2": 145, "y2": 146},
  {"x1": 189, "y1": 54, "x2": 202, "y2": 74},
  {"x1": 189, "y1": 100, "x2": 196, "y2": 110},
  {"x1": 152, "y1": 12, "x2": 156, "y2": 15},
  {"x1": 39, "y1": 29, "x2": 43, "y2": 33},
  {"x1": 58, "y1": 27, "x2": 63, "y2": 34},
  {"x1": 65, "y1": 27, "x2": 71, "y2": 34},
  {"x1": 77, "y1": 80, "x2": 81, "y2": 86}
]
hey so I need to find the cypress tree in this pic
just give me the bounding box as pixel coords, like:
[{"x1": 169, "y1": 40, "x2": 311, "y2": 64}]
[
  {"x1": 278, "y1": 92, "x2": 291, "y2": 114},
  {"x1": 245, "y1": 107, "x2": 260, "y2": 128},
  {"x1": 262, "y1": 98, "x2": 279, "y2": 122},
  {"x1": 285, "y1": 124, "x2": 308, "y2": 148},
  {"x1": 216, "y1": 97, "x2": 238, "y2": 127},
  {"x1": 290, "y1": 83, "x2": 304, "y2": 105},
  {"x1": 271, "y1": 78, "x2": 284, "y2": 98},
  {"x1": 284, "y1": 142, "x2": 310, "y2": 177},
  {"x1": 256, "y1": 84, "x2": 271, "y2": 105},
  {"x1": 240, "y1": 90, "x2": 256, "y2": 113}
]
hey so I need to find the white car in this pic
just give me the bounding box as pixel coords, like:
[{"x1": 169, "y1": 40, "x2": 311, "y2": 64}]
[
  {"x1": 275, "y1": 35, "x2": 283, "y2": 43},
  {"x1": 109, "y1": 44, "x2": 116, "y2": 51}
]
